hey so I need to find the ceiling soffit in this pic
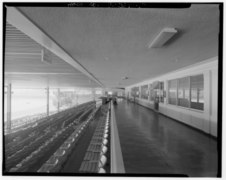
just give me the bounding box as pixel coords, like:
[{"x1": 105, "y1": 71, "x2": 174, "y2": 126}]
[{"x1": 16, "y1": 5, "x2": 219, "y2": 88}]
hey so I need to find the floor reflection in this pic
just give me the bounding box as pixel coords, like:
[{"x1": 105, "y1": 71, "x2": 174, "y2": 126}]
[{"x1": 114, "y1": 100, "x2": 218, "y2": 176}]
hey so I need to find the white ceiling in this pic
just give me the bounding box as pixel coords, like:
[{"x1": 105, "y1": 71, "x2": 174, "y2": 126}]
[
  {"x1": 4, "y1": 22, "x2": 100, "y2": 88},
  {"x1": 7, "y1": 4, "x2": 219, "y2": 88}
]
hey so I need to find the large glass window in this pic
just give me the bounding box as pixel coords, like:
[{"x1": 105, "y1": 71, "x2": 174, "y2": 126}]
[
  {"x1": 167, "y1": 74, "x2": 204, "y2": 110},
  {"x1": 150, "y1": 84, "x2": 155, "y2": 101},
  {"x1": 131, "y1": 87, "x2": 139, "y2": 98},
  {"x1": 159, "y1": 82, "x2": 164, "y2": 103},
  {"x1": 190, "y1": 74, "x2": 204, "y2": 110},
  {"x1": 131, "y1": 88, "x2": 135, "y2": 97},
  {"x1": 178, "y1": 77, "x2": 190, "y2": 107},
  {"x1": 168, "y1": 79, "x2": 177, "y2": 105},
  {"x1": 141, "y1": 85, "x2": 149, "y2": 100}
]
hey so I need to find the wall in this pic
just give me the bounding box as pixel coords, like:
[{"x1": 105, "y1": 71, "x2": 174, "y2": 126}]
[{"x1": 125, "y1": 57, "x2": 218, "y2": 137}]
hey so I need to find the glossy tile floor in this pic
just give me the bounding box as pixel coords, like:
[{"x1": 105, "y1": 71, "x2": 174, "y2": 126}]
[{"x1": 114, "y1": 100, "x2": 218, "y2": 176}]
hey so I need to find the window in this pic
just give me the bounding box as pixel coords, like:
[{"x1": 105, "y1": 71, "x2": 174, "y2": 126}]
[
  {"x1": 159, "y1": 82, "x2": 164, "y2": 103},
  {"x1": 150, "y1": 84, "x2": 155, "y2": 101},
  {"x1": 141, "y1": 85, "x2": 149, "y2": 100},
  {"x1": 167, "y1": 74, "x2": 204, "y2": 111},
  {"x1": 131, "y1": 88, "x2": 135, "y2": 97},
  {"x1": 168, "y1": 79, "x2": 177, "y2": 105},
  {"x1": 190, "y1": 74, "x2": 204, "y2": 110},
  {"x1": 131, "y1": 87, "x2": 139, "y2": 98},
  {"x1": 178, "y1": 77, "x2": 190, "y2": 107}
]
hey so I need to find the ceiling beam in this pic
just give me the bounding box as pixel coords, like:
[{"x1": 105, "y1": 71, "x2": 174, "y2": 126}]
[
  {"x1": 6, "y1": 6, "x2": 104, "y2": 87},
  {"x1": 5, "y1": 72, "x2": 84, "y2": 75},
  {"x1": 5, "y1": 52, "x2": 41, "y2": 56}
]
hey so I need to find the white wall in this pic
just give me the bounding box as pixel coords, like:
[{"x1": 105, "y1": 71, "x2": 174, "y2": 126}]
[{"x1": 125, "y1": 57, "x2": 218, "y2": 137}]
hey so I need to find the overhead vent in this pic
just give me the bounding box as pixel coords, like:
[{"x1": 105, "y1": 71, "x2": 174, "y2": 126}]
[{"x1": 148, "y1": 28, "x2": 178, "y2": 48}]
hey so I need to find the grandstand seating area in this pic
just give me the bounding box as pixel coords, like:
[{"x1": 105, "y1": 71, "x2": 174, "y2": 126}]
[
  {"x1": 4, "y1": 101, "x2": 111, "y2": 173},
  {"x1": 79, "y1": 104, "x2": 110, "y2": 173},
  {"x1": 5, "y1": 112, "x2": 47, "y2": 133}
]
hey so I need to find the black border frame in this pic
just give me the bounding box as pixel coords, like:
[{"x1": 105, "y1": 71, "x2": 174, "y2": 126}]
[{"x1": 2, "y1": 2, "x2": 223, "y2": 177}]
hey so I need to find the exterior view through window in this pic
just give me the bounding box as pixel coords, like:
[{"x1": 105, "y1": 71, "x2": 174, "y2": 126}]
[{"x1": 167, "y1": 74, "x2": 204, "y2": 110}]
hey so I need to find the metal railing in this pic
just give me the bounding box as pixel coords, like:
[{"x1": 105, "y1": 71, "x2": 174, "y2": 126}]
[{"x1": 110, "y1": 101, "x2": 125, "y2": 173}]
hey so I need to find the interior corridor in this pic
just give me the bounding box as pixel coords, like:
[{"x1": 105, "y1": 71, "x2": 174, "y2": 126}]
[{"x1": 114, "y1": 100, "x2": 218, "y2": 176}]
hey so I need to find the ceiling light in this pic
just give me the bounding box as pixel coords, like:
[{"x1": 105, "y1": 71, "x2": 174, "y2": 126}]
[{"x1": 148, "y1": 28, "x2": 178, "y2": 48}]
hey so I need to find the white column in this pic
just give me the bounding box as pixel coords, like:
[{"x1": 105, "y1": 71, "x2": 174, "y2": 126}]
[
  {"x1": 7, "y1": 84, "x2": 12, "y2": 131},
  {"x1": 92, "y1": 89, "x2": 95, "y2": 101},
  {"x1": 76, "y1": 94, "x2": 78, "y2": 106},
  {"x1": 57, "y1": 88, "x2": 60, "y2": 112},
  {"x1": 148, "y1": 84, "x2": 151, "y2": 101}
]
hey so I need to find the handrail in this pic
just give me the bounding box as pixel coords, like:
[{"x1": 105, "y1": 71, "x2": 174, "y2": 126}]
[{"x1": 110, "y1": 101, "x2": 125, "y2": 173}]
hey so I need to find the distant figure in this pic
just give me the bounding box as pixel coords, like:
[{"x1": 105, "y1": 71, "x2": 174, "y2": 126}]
[{"x1": 113, "y1": 97, "x2": 117, "y2": 105}]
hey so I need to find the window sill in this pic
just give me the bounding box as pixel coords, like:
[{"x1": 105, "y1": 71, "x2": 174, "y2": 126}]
[{"x1": 166, "y1": 103, "x2": 204, "y2": 113}]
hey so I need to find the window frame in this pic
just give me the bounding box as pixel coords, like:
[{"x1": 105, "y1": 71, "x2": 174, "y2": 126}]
[
  {"x1": 190, "y1": 74, "x2": 204, "y2": 111},
  {"x1": 149, "y1": 84, "x2": 154, "y2": 101},
  {"x1": 167, "y1": 74, "x2": 204, "y2": 111},
  {"x1": 159, "y1": 81, "x2": 164, "y2": 103},
  {"x1": 141, "y1": 84, "x2": 149, "y2": 100},
  {"x1": 168, "y1": 79, "x2": 178, "y2": 106},
  {"x1": 177, "y1": 77, "x2": 190, "y2": 108}
]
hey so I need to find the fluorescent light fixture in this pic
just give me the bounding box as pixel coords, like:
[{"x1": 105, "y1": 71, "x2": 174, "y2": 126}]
[{"x1": 148, "y1": 28, "x2": 178, "y2": 48}]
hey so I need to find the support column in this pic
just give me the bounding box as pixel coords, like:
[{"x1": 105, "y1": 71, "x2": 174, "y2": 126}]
[
  {"x1": 92, "y1": 89, "x2": 95, "y2": 101},
  {"x1": 92, "y1": 89, "x2": 96, "y2": 108},
  {"x1": 46, "y1": 87, "x2": 49, "y2": 116},
  {"x1": 7, "y1": 84, "x2": 12, "y2": 131},
  {"x1": 57, "y1": 88, "x2": 60, "y2": 112},
  {"x1": 76, "y1": 94, "x2": 78, "y2": 106}
]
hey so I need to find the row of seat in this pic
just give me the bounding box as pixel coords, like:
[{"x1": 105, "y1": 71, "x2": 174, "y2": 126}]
[
  {"x1": 37, "y1": 106, "x2": 100, "y2": 173},
  {"x1": 5, "y1": 102, "x2": 95, "y2": 159},
  {"x1": 79, "y1": 104, "x2": 110, "y2": 173},
  {"x1": 5, "y1": 101, "x2": 95, "y2": 145},
  {"x1": 6, "y1": 110, "x2": 76, "y2": 160},
  {"x1": 7, "y1": 104, "x2": 96, "y2": 172},
  {"x1": 9, "y1": 112, "x2": 47, "y2": 132}
]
